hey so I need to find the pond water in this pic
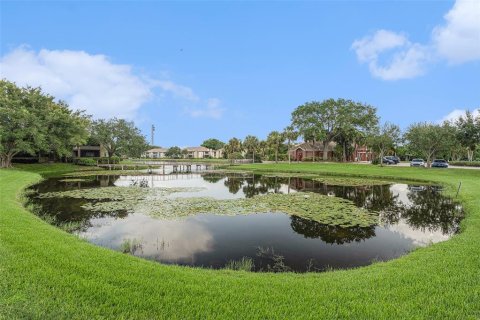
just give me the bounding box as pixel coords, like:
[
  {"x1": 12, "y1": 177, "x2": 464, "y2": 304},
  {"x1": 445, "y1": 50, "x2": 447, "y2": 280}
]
[{"x1": 27, "y1": 173, "x2": 463, "y2": 272}]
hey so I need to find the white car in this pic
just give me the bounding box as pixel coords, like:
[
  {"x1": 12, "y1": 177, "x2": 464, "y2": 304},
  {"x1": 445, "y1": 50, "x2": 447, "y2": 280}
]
[{"x1": 410, "y1": 159, "x2": 425, "y2": 167}]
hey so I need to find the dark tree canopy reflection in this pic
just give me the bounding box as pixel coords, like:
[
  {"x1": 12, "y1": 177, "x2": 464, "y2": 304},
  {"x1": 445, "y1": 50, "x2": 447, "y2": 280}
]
[
  {"x1": 290, "y1": 216, "x2": 376, "y2": 244},
  {"x1": 386, "y1": 188, "x2": 464, "y2": 234}
]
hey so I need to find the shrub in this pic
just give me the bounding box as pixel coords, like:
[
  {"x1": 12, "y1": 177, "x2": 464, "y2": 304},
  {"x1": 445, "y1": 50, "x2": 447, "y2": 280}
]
[
  {"x1": 371, "y1": 157, "x2": 380, "y2": 165},
  {"x1": 449, "y1": 161, "x2": 480, "y2": 167},
  {"x1": 76, "y1": 158, "x2": 97, "y2": 166},
  {"x1": 97, "y1": 156, "x2": 120, "y2": 164}
]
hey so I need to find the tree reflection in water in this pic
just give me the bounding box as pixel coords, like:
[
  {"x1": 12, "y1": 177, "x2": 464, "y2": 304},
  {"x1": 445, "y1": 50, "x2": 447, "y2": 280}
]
[
  {"x1": 290, "y1": 215, "x2": 376, "y2": 244},
  {"x1": 33, "y1": 173, "x2": 463, "y2": 240},
  {"x1": 217, "y1": 175, "x2": 463, "y2": 240},
  {"x1": 385, "y1": 187, "x2": 464, "y2": 234}
]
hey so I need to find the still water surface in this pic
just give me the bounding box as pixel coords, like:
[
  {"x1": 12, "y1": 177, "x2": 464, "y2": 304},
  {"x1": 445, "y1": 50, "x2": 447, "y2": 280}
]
[{"x1": 28, "y1": 173, "x2": 463, "y2": 272}]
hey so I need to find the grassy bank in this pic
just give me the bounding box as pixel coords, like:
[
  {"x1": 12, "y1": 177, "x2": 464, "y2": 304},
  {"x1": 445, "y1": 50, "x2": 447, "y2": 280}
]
[{"x1": 1, "y1": 163, "x2": 480, "y2": 319}]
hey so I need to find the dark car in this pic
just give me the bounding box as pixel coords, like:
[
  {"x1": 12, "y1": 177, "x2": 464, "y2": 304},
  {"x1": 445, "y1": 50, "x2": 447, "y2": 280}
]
[
  {"x1": 431, "y1": 159, "x2": 449, "y2": 168},
  {"x1": 385, "y1": 156, "x2": 400, "y2": 164},
  {"x1": 382, "y1": 157, "x2": 395, "y2": 165}
]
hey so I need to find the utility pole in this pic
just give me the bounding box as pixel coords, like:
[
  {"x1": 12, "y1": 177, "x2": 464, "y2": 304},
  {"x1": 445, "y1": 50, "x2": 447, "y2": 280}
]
[{"x1": 151, "y1": 124, "x2": 155, "y2": 146}]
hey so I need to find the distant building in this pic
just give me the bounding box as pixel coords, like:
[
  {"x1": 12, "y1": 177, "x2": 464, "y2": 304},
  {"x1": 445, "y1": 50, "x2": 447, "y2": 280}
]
[
  {"x1": 143, "y1": 147, "x2": 224, "y2": 159},
  {"x1": 143, "y1": 148, "x2": 168, "y2": 158},
  {"x1": 184, "y1": 146, "x2": 224, "y2": 159},
  {"x1": 288, "y1": 141, "x2": 373, "y2": 161},
  {"x1": 73, "y1": 145, "x2": 108, "y2": 158},
  {"x1": 288, "y1": 141, "x2": 336, "y2": 161}
]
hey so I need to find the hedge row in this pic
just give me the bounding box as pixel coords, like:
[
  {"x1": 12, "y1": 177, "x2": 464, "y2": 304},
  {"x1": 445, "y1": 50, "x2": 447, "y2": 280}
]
[{"x1": 449, "y1": 161, "x2": 480, "y2": 167}]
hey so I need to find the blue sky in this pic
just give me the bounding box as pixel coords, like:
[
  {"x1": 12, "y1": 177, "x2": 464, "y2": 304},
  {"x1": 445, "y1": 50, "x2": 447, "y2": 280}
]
[{"x1": 1, "y1": 0, "x2": 479, "y2": 147}]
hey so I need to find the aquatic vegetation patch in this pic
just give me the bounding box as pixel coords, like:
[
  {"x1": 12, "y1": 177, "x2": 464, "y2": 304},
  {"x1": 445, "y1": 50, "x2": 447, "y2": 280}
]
[
  {"x1": 78, "y1": 191, "x2": 378, "y2": 227},
  {"x1": 312, "y1": 177, "x2": 392, "y2": 186},
  {"x1": 36, "y1": 186, "x2": 206, "y2": 201},
  {"x1": 224, "y1": 257, "x2": 255, "y2": 271},
  {"x1": 58, "y1": 178, "x2": 89, "y2": 183}
]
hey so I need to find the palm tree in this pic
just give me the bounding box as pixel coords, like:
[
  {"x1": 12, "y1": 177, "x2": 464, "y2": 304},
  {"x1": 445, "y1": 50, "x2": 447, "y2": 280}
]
[
  {"x1": 283, "y1": 125, "x2": 298, "y2": 163},
  {"x1": 224, "y1": 137, "x2": 243, "y2": 163},
  {"x1": 243, "y1": 135, "x2": 260, "y2": 163},
  {"x1": 266, "y1": 131, "x2": 285, "y2": 163}
]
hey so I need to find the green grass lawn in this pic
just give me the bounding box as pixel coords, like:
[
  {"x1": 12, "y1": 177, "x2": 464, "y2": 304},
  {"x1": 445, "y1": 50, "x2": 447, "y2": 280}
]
[{"x1": 1, "y1": 163, "x2": 480, "y2": 319}]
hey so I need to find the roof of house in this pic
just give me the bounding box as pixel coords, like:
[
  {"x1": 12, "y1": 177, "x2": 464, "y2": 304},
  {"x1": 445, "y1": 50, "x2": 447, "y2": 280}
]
[
  {"x1": 185, "y1": 146, "x2": 211, "y2": 152},
  {"x1": 146, "y1": 148, "x2": 168, "y2": 153},
  {"x1": 73, "y1": 145, "x2": 101, "y2": 151},
  {"x1": 290, "y1": 141, "x2": 336, "y2": 152}
]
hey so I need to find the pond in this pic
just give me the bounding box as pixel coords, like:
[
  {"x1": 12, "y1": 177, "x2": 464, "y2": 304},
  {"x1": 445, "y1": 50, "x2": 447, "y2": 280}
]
[{"x1": 27, "y1": 173, "x2": 464, "y2": 272}]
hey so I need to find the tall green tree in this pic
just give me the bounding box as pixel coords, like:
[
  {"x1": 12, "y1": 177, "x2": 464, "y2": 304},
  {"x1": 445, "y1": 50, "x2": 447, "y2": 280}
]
[
  {"x1": 404, "y1": 122, "x2": 455, "y2": 167},
  {"x1": 224, "y1": 138, "x2": 243, "y2": 162},
  {"x1": 367, "y1": 122, "x2": 401, "y2": 167},
  {"x1": 266, "y1": 131, "x2": 285, "y2": 163},
  {"x1": 0, "y1": 80, "x2": 89, "y2": 168},
  {"x1": 283, "y1": 126, "x2": 298, "y2": 163},
  {"x1": 90, "y1": 118, "x2": 148, "y2": 160},
  {"x1": 165, "y1": 146, "x2": 182, "y2": 158},
  {"x1": 45, "y1": 101, "x2": 90, "y2": 160},
  {"x1": 455, "y1": 110, "x2": 480, "y2": 161},
  {"x1": 0, "y1": 81, "x2": 43, "y2": 167},
  {"x1": 243, "y1": 135, "x2": 260, "y2": 163},
  {"x1": 201, "y1": 138, "x2": 225, "y2": 150},
  {"x1": 291, "y1": 98, "x2": 378, "y2": 161}
]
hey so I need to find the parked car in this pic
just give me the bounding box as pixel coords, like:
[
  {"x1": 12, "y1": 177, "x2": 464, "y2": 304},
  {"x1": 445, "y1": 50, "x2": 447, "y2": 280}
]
[
  {"x1": 382, "y1": 157, "x2": 395, "y2": 165},
  {"x1": 431, "y1": 159, "x2": 449, "y2": 168},
  {"x1": 410, "y1": 158, "x2": 425, "y2": 167},
  {"x1": 385, "y1": 156, "x2": 400, "y2": 164}
]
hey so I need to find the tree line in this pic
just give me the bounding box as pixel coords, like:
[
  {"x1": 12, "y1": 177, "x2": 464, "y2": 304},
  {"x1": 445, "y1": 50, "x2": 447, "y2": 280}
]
[
  {"x1": 2, "y1": 80, "x2": 479, "y2": 168},
  {"x1": 212, "y1": 99, "x2": 480, "y2": 167},
  {"x1": 0, "y1": 80, "x2": 148, "y2": 168}
]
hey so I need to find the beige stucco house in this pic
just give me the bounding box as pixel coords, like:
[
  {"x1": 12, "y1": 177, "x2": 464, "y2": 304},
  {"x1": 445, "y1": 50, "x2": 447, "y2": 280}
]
[
  {"x1": 143, "y1": 148, "x2": 168, "y2": 158},
  {"x1": 143, "y1": 147, "x2": 224, "y2": 159}
]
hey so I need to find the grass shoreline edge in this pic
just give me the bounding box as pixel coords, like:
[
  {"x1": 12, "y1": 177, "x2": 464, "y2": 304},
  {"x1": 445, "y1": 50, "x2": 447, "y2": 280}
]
[{"x1": 1, "y1": 163, "x2": 479, "y2": 319}]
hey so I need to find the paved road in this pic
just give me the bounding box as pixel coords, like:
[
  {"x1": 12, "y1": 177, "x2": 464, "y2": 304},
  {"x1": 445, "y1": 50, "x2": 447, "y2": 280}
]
[{"x1": 387, "y1": 162, "x2": 480, "y2": 170}]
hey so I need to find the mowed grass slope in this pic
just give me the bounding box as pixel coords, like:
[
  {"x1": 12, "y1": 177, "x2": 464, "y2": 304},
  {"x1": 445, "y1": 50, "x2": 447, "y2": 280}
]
[{"x1": 1, "y1": 163, "x2": 480, "y2": 319}]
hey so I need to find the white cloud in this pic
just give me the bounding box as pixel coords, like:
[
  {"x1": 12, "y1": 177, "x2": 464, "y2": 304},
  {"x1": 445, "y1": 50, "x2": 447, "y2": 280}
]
[
  {"x1": 352, "y1": 31, "x2": 430, "y2": 80},
  {"x1": 184, "y1": 97, "x2": 225, "y2": 119},
  {"x1": 432, "y1": 0, "x2": 480, "y2": 64},
  {"x1": 352, "y1": 0, "x2": 480, "y2": 80},
  {"x1": 0, "y1": 46, "x2": 152, "y2": 119},
  {"x1": 0, "y1": 46, "x2": 224, "y2": 120},
  {"x1": 439, "y1": 108, "x2": 480, "y2": 123},
  {"x1": 154, "y1": 80, "x2": 200, "y2": 102},
  {"x1": 351, "y1": 30, "x2": 408, "y2": 63}
]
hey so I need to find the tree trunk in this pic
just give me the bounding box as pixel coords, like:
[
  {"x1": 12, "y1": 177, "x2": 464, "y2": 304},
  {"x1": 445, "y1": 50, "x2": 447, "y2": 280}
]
[
  {"x1": 426, "y1": 151, "x2": 434, "y2": 168},
  {"x1": 2, "y1": 152, "x2": 15, "y2": 168},
  {"x1": 275, "y1": 150, "x2": 278, "y2": 163},
  {"x1": 380, "y1": 149, "x2": 384, "y2": 167},
  {"x1": 323, "y1": 141, "x2": 329, "y2": 161},
  {"x1": 343, "y1": 141, "x2": 347, "y2": 162},
  {"x1": 467, "y1": 149, "x2": 473, "y2": 162},
  {"x1": 312, "y1": 139, "x2": 316, "y2": 163},
  {"x1": 253, "y1": 150, "x2": 255, "y2": 163},
  {"x1": 288, "y1": 139, "x2": 291, "y2": 163}
]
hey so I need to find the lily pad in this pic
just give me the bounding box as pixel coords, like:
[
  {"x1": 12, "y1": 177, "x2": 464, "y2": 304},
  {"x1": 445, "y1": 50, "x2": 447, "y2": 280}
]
[{"x1": 79, "y1": 191, "x2": 379, "y2": 227}]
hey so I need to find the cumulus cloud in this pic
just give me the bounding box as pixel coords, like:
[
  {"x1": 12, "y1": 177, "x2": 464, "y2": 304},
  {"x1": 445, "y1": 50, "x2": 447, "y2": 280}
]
[
  {"x1": 432, "y1": 0, "x2": 480, "y2": 64},
  {"x1": 0, "y1": 46, "x2": 224, "y2": 120},
  {"x1": 352, "y1": 0, "x2": 480, "y2": 80},
  {"x1": 154, "y1": 80, "x2": 200, "y2": 102},
  {"x1": 184, "y1": 97, "x2": 225, "y2": 119},
  {"x1": 352, "y1": 30, "x2": 430, "y2": 80},
  {"x1": 439, "y1": 108, "x2": 480, "y2": 123},
  {"x1": 0, "y1": 47, "x2": 152, "y2": 119}
]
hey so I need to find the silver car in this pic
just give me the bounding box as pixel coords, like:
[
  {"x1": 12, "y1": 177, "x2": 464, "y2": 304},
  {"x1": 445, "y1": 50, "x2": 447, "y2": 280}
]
[{"x1": 410, "y1": 159, "x2": 425, "y2": 167}]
